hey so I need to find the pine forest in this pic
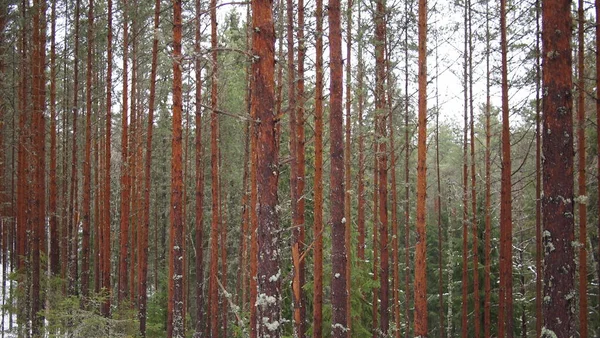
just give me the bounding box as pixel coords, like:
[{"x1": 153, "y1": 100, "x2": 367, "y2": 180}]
[{"x1": 0, "y1": 0, "x2": 597, "y2": 337}]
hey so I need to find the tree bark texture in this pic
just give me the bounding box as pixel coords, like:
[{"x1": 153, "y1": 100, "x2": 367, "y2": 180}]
[{"x1": 542, "y1": 0, "x2": 575, "y2": 337}]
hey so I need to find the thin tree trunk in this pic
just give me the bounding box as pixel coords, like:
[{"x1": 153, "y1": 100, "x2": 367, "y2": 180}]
[
  {"x1": 286, "y1": 0, "x2": 303, "y2": 334},
  {"x1": 499, "y1": 0, "x2": 514, "y2": 336},
  {"x1": 313, "y1": 0, "x2": 324, "y2": 332},
  {"x1": 374, "y1": 0, "x2": 389, "y2": 334},
  {"x1": 413, "y1": 0, "x2": 428, "y2": 335},
  {"x1": 484, "y1": 1, "x2": 492, "y2": 336},
  {"x1": 251, "y1": 0, "x2": 280, "y2": 334},
  {"x1": 193, "y1": 0, "x2": 204, "y2": 333},
  {"x1": 534, "y1": 0, "x2": 542, "y2": 335},
  {"x1": 118, "y1": 0, "x2": 130, "y2": 302},
  {"x1": 81, "y1": 0, "x2": 95, "y2": 304},
  {"x1": 434, "y1": 29, "x2": 445, "y2": 338},
  {"x1": 372, "y1": 141, "x2": 379, "y2": 338},
  {"x1": 356, "y1": 3, "x2": 365, "y2": 263},
  {"x1": 330, "y1": 0, "x2": 348, "y2": 333},
  {"x1": 461, "y1": 0, "x2": 470, "y2": 334},
  {"x1": 403, "y1": 1, "x2": 412, "y2": 333},
  {"x1": 296, "y1": 0, "x2": 307, "y2": 333},
  {"x1": 139, "y1": 0, "x2": 160, "y2": 333},
  {"x1": 468, "y1": 3, "x2": 480, "y2": 336},
  {"x1": 168, "y1": 0, "x2": 185, "y2": 334},
  {"x1": 49, "y1": 0, "x2": 59, "y2": 277},
  {"x1": 389, "y1": 33, "x2": 401, "y2": 338},
  {"x1": 68, "y1": 0, "x2": 81, "y2": 295},
  {"x1": 102, "y1": 0, "x2": 113, "y2": 317},
  {"x1": 344, "y1": 0, "x2": 352, "y2": 333},
  {"x1": 576, "y1": 0, "x2": 587, "y2": 336},
  {"x1": 30, "y1": 0, "x2": 46, "y2": 332},
  {"x1": 209, "y1": 0, "x2": 220, "y2": 332}
]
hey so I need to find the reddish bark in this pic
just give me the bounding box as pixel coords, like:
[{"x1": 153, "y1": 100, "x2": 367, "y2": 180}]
[
  {"x1": 413, "y1": 0, "x2": 428, "y2": 335},
  {"x1": 286, "y1": 0, "x2": 303, "y2": 334},
  {"x1": 193, "y1": 0, "x2": 204, "y2": 333},
  {"x1": 167, "y1": 0, "x2": 186, "y2": 334},
  {"x1": 102, "y1": 0, "x2": 113, "y2": 317},
  {"x1": 541, "y1": 1, "x2": 575, "y2": 336},
  {"x1": 251, "y1": 0, "x2": 280, "y2": 334},
  {"x1": 329, "y1": 0, "x2": 348, "y2": 334},
  {"x1": 312, "y1": 0, "x2": 324, "y2": 332}
]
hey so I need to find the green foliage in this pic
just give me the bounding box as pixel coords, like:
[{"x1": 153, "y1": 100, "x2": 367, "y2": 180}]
[{"x1": 44, "y1": 292, "x2": 138, "y2": 338}]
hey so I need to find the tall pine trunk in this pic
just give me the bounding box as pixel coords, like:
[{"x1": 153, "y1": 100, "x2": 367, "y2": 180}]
[
  {"x1": 251, "y1": 0, "x2": 280, "y2": 334},
  {"x1": 499, "y1": 0, "x2": 514, "y2": 335},
  {"x1": 118, "y1": 0, "x2": 130, "y2": 302},
  {"x1": 576, "y1": 0, "x2": 587, "y2": 335},
  {"x1": 542, "y1": 1, "x2": 575, "y2": 336},
  {"x1": 139, "y1": 0, "x2": 160, "y2": 333},
  {"x1": 313, "y1": 0, "x2": 324, "y2": 332},
  {"x1": 81, "y1": 0, "x2": 94, "y2": 303},
  {"x1": 329, "y1": 0, "x2": 348, "y2": 333},
  {"x1": 102, "y1": 0, "x2": 113, "y2": 317},
  {"x1": 168, "y1": 0, "x2": 185, "y2": 334},
  {"x1": 413, "y1": 0, "x2": 428, "y2": 335}
]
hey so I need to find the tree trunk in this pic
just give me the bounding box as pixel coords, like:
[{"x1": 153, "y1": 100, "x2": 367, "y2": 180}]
[
  {"x1": 30, "y1": 0, "x2": 46, "y2": 332},
  {"x1": 209, "y1": 0, "x2": 220, "y2": 333},
  {"x1": 576, "y1": 0, "x2": 587, "y2": 336},
  {"x1": 461, "y1": 0, "x2": 469, "y2": 334},
  {"x1": 81, "y1": 0, "x2": 94, "y2": 304},
  {"x1": 344, "y1": 0, "x2": 352, "y2": 333},
  {"x1": 139, "y1": 0, "x2": 160, "y2": 333},
  {"x1": 296, "y1": 0, "x2": 307, "y2": 333},
  {"x1": 356, "y1": 3, "x2": 365, "y2": 263},
  {"x1": 102, "y1": 0, "x2": 113, "y2": 317},
  {"x1": 193, "y1": 0, "x2": 204, "y2": 333},
  {"x1": 49, "y1": 0, "x2": 60, "y2": 277},
  {"x1": 374, "y1": 0, "x2": 389, "y2": 334},
  {"x1": 468, "y1": 3, "x2": 480, "y2": 336},
  {"x1": 313, "y1": 0, "x2": 324, "y2": 332},
  {"x1": 251, "y1": 0, "x2": 280, "y2": 334},
  {"x1": 499, "y1": 0, "x2": 514, "y2": 336},
  {"x1": 69, "y1": 0, "x2": 81, "y2": 296},
  {"x1": 329, "y1": 0, "x2": 348, "y2": 334},
  {"x1": 118, "y1": 0, "x2": 130, "y2": 302},
  {"x1": 534, "y1": 0, "x2": 542, "y2": 336},
  {"x1": 484, "y1": 1, "x2": 493, "y2": 335},
  {"x1": 168, "y1": 0, "x2": 185, "y2": 334},
  {"x1": 413, "y1": 0, "x2": 428, "y2": 335},
  {"x1": 286, "y1": 0, "x2": 303, "y2": 334}
]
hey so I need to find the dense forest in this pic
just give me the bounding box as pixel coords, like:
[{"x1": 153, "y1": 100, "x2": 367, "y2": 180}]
[{"x1": 0, "y1": 0, "x2": 597, "y2": 336}]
